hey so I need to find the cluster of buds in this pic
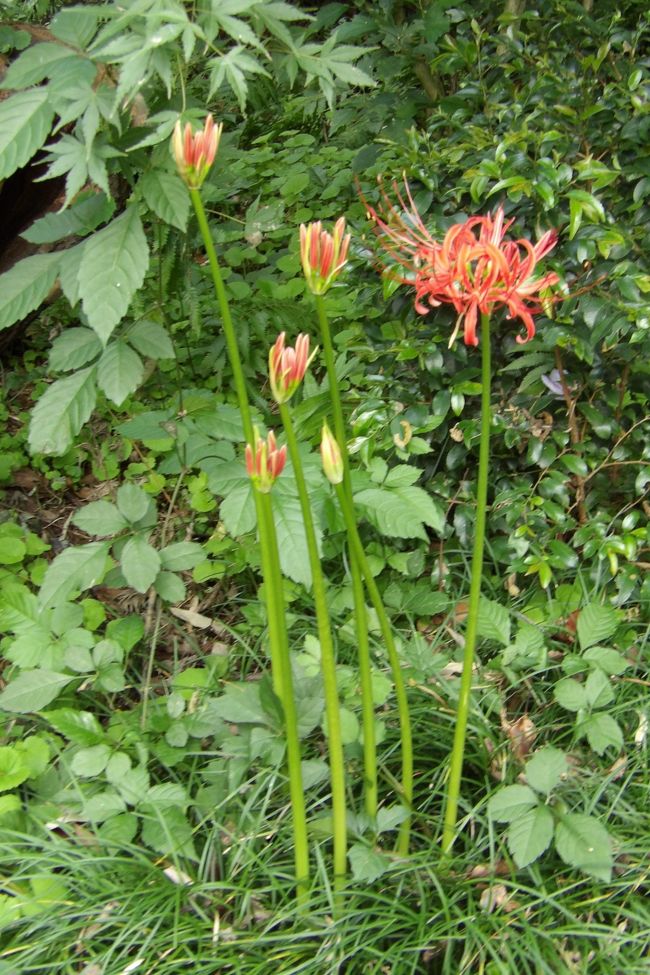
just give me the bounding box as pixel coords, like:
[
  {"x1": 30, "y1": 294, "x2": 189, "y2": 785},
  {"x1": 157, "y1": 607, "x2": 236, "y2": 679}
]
[
  {"x1": 269, "y1": 332, "x2": 315, "y2": 405},
  {"x1": 246, "y1": 428, "x2": 286, "y2": 494},
  {"x1": 300, "y1": 218, "x2": 351, "y2": 295},
  {"x1": 172, "y1": 114, "x2": 223, "y2": 190}
]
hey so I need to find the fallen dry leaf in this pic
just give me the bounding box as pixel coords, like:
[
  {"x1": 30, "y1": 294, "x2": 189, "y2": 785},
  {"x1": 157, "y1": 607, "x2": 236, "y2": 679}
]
[{"x1": 500, "y1": 711, "x2": 537, "y2": 762}]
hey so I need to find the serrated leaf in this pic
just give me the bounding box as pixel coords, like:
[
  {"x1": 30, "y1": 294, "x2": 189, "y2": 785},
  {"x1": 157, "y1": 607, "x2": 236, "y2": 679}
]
[
  {"x1": 210, "y1": 683, "x2": 267, "y2": 725},
  {"x1": 272, "y1": 491, "x2": 317, "y2": 588},
  {"x1": 507, "y1": 805, "x2": 554, "y2": 868},
  {"x1": 70, "y1": 744, "x2": 111, "y2": 778},
  {"x1": 72, "y1": 501, "x2": 128, "y2": 537},
  {"x1": 97, "y1": 342, "x2": 144, "y2": 406},
  {"x1": 28, "y1": 366, "x2": 97, "y2": 455},
  {"x1": 0, "y1": 670, "x2": 74, "y2": 714},
  {"x1": 354, "y1": 486, "x2": 434, "y2": 540},
  {"x1": 553, "y1": 677, "x2": 588, "y2": 712},
  {"x1": 116, "y1": 483, "x2": 150, "y2": 523},
  {"x1": 582, "y1": 713, "x2": 623, "y2": 755},
  {"x1": 0, "y1": 89, "x2": 54, "y2": 181},
  {"x1": 126, "y1": 319, "x2": 175, "y2": 359},
  {"x1": 49, "y1": 328, "x2": 102, "y2": 371},
  {"x1": 120, "y1": 537, "x2": 161, "y2": 593},
  {"x1": 78, "y1": 206, "x2": 150, "y2": 344},
  {"x1": 139, "y1": 170, "x2": 190, "y2": 231},
  {"x1": 348, "y1": 843, "x2": 390, "y2": 883},
  {"x1": 477, "y1": 596, "x2": 511, "y2": 646},
  {"x1": 525, "y1": 747, "x2": 568, "y2": 795},
  {"x1": 38, "y1": 541, "x2": 110, "y2": 609},
  {"x1": 0, "y1": 43, "x2": 77, "y2": 89},
  {"x1": 585, "y1": 668, "x2": 614, "y2": 709},
  {"x1": 23, "y1": 193, "x2": 114, "y2": 245},
  {"x1": 0, "y1": 251, "x2": 61, "y2": 334},
  {"x1": 577, "y1": 603, "x2": 618, "y2": 650},
  {"x1": 45, "y1": 708, "x2": 105, "y2": 746},
  {"x1": 159, "y1": 542, "x2": 204, "y2": 571},
  {"x1": 583, "y1": 646, "x2": 627, "y2": 675},
  {"x1": 0, "y1": 747, "x2": 30, "y2": 791},
  {"x1": 487, "y1": 784, "x2": 538, "y2": 823},
  {"x1": 555, "y1": 814, "x2": 613, "y2": 881}
]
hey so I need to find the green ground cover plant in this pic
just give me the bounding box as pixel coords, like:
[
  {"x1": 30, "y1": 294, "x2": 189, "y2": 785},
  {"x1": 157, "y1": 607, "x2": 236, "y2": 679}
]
[{"x1": 0, "y1": 0, "x2": 648, "y2": 972}]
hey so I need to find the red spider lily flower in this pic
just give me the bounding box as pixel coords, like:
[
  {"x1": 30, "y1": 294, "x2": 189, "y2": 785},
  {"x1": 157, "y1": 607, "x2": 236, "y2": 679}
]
[
  {"x1": 320, "y1": 422, "x2": 344, "y2": 485},
  {"x1": 365, "y1": 180, "x2": 559, "y2": 346},
  {"x1": 245, "y1": 428, "x2": 286, "y2": 493},
  {"x1": 172, "y1": 114, "x2": 223, "y2": 190},
  {"x1": 269, "y1": 332, "x2": 316, "y2": 404},
  {"x1": 300, "y1": 218, "x2": 351, "y2": 295}
]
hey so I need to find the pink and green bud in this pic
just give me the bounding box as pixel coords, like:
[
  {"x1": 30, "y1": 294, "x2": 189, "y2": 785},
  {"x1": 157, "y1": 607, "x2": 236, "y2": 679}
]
[
  {"x1": 245, "y1": 428, "x2": 286, "y2": 493},
  {"x1": 172, "y1": 114, "x2": 223, "y2": 190},
  {"x1": 300, "y1": 218, "x2": 351, "y2": 295},
  {"x1": 269, "y1": 332, "x2": 315, "y2": 404},
  {"x1": 320, "y1": 422, "x2": 344, "y2": 485}
]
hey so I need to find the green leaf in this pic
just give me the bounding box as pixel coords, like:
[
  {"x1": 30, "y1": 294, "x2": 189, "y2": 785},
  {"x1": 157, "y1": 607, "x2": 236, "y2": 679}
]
[
  {"x1": 126, "y1": 319, "x2": 175, "y2": 359},
  {"x1": 354, "y1": 485, "x2": 442, "y2": 540},
  {"x1": 348, "y1": 843, "x2": 390, "y2": 883},
  {"x1": 507, "y1": 805, "x2": 554, "y2": 868},
  {"x1": 44, "y1": 708, "x2": 105, "y2": 746},
  {"x1": 0, "y1": 670, "x2": 74, "y2": 713},
  {"x1": 97, "y1": 342, "x2": 144, "y2": 406},
  {"x1": 28, "y1": 366, "x2": 97, "y2": 456},
  {"x1": 525, "y1": 747, "x2": 568, "y2": 795},
  {"x1": 1, "y1": 43, "x2": 77, "y2": 89},
  {"x1": 487, "y1": 784, "x2": 538, "y2": 823},
  {"x1": 139, "y1": 170, "x2": 190, "y2": 231},
  {"x1": 0, "y1": 89, "x2": 54, "y2": 181},
  {"x1": 583, "y1": 646, "x2": 627, "y2": 676},
  {"x1": 49, "y1": 328, "x2": 102, "y2": 372},
  {"x1": 70, "y1": 744, "x2": 111, "y2": 778},
  {"x1": 553, "y1": 677, "x2": 588, "y2": 712},
  {"x1": 159, "y1": 542, "x2": 205, "y2": 571},
  {"x1": 210, "y1": 683, "x2": 267, "y2": 725},
  {"x1": 141, "y1": 806, "x2": 197, "y2": 860},
  {"x1": 477, "y1": 597, "x2": 511, "y2": 646},
  {"x1": 77, "y1": 206, "x2": 150, "y2": 344},
  {"x1": 38, "y1": 541, "x2": 110, "y2": 609},
  {"x1": 584, "y1": 669, "x2": 614, "y2": 709},
  {"x1": 272, "y1": 491, "x2": 315, "y2": 587},
  {"x1": 154, "y1": 571, "x2": 186, "y2": 603},
  {"x1": 0, "y1": 251, "x2": 61, "y2": 334},
  {"x1": 72, "y1": 501, "x2": 128, "y2": 537},
  {"x1": 116, "y1": 483, "x2": 150, "y2": 523},
  {"x1": 0, "y1": 537, "x2": 26, "y2": 564},
  {"x1": 577, "y1": 603, "x2": 618, "y2": 650},
  {"x1": 581, "y1": 713, "x2": 623, "y2": 755},
  {"x1": 120, "y1": 537, "x2": 161, "y2": 593},
  {"x1": 555, "y1": 813, "x2": 613, "y2": 881},
  {"x1": 24, "y1": 193, "x2": 114, "y2": 245},
  {"x1": 0, "y1": 747, "x2": 30, "y2": 791}
]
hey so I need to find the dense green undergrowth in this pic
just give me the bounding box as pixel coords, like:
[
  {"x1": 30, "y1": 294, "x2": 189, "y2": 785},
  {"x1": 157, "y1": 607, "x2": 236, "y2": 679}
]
[{"x1": 0, "y1": 0, "x2": 649, "y2": 971}]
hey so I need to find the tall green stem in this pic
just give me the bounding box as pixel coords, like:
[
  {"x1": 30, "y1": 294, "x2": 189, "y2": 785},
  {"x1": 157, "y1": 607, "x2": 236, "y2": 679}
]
[
  {"x1": 189, "y1": 188, "x2": 253, "y2": 442},
  {"x1": 314, "y1": 295, "x2": 377, "y2": 818},
  {"x1": 334, "y1": 483, "x2": 413, "y2": 856},
  {"x1": 191, "y1": 187, "x2": 308, "y2": 898},
  {"x1": 441, "y1": 313, "x2": 492, "y2": 854},
  {"x1": 257, "y1": 491, "x2": 310, "y2": 901},
  {"x1": 279, "y1": 402, "x2": 347, "y2": 892}
]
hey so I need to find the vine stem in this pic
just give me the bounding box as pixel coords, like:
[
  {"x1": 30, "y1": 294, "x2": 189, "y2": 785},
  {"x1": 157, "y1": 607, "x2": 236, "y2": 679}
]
[
  {"x1": 441, "y1": 312, "x2": 492, "y2": 854},
  {"x1": 314, "y1": 294, "x2": 377, "y2": 819},
  {"x1": 279, "y1": 402, "x2": 347, "y2": 894},
  {"x1": 190, "y1": 187, "x2": 308, "y2": 900}
]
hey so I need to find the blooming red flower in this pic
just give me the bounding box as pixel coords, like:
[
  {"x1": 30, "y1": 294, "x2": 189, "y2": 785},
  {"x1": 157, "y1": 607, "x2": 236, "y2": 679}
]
[
  {"x1": 245, "y1": 428, "x2": 286, "y2": 493},
  {"x1": 300, "y1": 218, "x2": 351, "y2": 295},
  {"x1": 365, "y1": 181, "x2": 559, "y2": 346},
  {"x1": 172, "y1": 114, "x2": 223, "y2": 190},
  {"x1": 269, "y1": 332, "x2": 315, "y2": 404}
]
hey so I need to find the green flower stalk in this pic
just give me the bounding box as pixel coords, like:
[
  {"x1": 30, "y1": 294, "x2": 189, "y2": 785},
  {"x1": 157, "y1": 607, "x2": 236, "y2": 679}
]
[
  {"x1": 271, "y1": 332, "x2": 347, "y2": 892},
  {"x1": 177, "y1": 118, "x2": 309, "y2": 899},
  {"x1": 299, "y1": 220, "x2": 379, "y2": 821},
  {"x1": 321, "y1": 424, "x2": 414, "y2": 855}
]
